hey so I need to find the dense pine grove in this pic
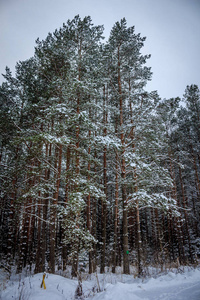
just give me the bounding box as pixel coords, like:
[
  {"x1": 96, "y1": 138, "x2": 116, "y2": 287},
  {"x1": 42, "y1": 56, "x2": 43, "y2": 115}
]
[{"x1": 0, "y1": 16, "x2": 200, "y2": 277}]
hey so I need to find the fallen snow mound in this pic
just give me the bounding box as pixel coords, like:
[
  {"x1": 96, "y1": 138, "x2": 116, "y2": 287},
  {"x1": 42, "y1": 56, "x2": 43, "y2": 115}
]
[
  {"x1": 1, "y1": 267, "x2": 200, "y2": 300},
  {"x1": 0, "y1": 273, "x2": 79, "y2": 300}
]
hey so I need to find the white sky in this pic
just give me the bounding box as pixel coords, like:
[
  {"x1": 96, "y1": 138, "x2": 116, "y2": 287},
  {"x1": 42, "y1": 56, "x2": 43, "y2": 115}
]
[{"x1": 0, "y1": 0, "x2": 200, "y2": 99}]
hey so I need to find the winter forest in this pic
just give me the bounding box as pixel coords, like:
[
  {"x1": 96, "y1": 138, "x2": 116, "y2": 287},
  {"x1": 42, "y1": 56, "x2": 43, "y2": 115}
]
[{"x1": 0, "y1": 16, "x2": 200, "y2": 279}]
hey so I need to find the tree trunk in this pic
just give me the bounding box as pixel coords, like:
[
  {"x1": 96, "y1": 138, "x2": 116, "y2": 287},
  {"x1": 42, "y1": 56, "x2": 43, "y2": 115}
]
[
  {"x1": 92, "y1": 147, "x2": 97, "y2": 272},
  {"x1": 63, "y1": 145, "x2": 71, "y2": 271},
  {"x1": 112, "y1": 151, "x2": 119, "y2": 273},
  {"x1": 71, "y1": 47, "x2": 82, "y2": 277},
  {"x1": 100, "y1": 86, "x2": 107, "y2": 273},
  {"x1": 87, "y1": 127, "x2": 93, "y2": 274},
  {"x1": 34, "y1": 190, "x2": 42, "y2": 273},
  {"x1": 117, "y1": 45, "x2": 130, "y2": 274},
  {"x1": 17, "y1": 181, "x2": 33, "y2": 272},
  {"x1": 49, "y1": 144, "x2": 62, "y2": 273}
]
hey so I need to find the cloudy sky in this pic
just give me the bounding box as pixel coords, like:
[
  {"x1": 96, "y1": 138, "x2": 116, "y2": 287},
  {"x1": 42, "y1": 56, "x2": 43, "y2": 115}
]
[{"x1": 0, "y1": 0, "x2": 200, "y2": 99}]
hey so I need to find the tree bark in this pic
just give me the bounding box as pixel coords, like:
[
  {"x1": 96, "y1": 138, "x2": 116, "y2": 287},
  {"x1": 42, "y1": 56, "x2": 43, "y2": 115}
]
[
  {"x1": 100, "y1": 85, "x2": 107, "y2": 274},
  {"x1": 117, "y1": 45, "x2": 130, "y2": 274},
  {"x1": 49, "y1": 144, "x2": 62, "y2": 273}
]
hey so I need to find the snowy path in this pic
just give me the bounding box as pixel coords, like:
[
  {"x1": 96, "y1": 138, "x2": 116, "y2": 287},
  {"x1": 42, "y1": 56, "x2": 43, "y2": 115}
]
[
  {"x1": 92, "y1": 269, "x2": 200, "y2": 300},
  {"x1": 1, "y1": 267, "x2": 200, "y2": 300},
  {"x1": 92, "y1": 275, "x2": 200, "y2": 300}
]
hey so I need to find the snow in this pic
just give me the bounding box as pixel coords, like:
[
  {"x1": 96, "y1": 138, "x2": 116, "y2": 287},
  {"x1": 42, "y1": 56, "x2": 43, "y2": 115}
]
[
  {"x1": 92, "y1": 269, "x2": 200, "y2": 300},
  {"x1": 0, "y1": 267, "x2": 200, "y2": 300}
]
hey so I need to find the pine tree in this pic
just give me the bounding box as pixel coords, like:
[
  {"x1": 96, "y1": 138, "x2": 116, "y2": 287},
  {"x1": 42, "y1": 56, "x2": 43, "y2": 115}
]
[{"x1": 1, "y1": 16, "x2": 198, "y2": 276}]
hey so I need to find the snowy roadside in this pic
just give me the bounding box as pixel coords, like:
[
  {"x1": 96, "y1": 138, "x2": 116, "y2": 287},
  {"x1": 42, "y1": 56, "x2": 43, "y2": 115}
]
[
  {"x1": 91, "y1": 268, "x2": 200, "y2": 300},
  {"x1": 0, "y1": 266, "x2": 200, "y2": 300}
]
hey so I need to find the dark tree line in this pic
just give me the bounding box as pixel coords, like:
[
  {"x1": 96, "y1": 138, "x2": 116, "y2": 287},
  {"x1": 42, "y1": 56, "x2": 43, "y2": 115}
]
[{"x1": 0, "y1": 16, "x2": 199, "y2": 277}]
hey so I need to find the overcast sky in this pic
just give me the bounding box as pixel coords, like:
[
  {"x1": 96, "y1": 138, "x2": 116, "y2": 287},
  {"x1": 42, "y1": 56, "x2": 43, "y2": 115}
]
[{"x1": 0, "y1": 0, "x2": 200, "y2": 99}]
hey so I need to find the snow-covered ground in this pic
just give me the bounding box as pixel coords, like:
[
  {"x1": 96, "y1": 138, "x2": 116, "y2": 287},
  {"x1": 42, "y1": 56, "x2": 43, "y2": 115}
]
[{"x1": 0, "y1": 266, "x2": 200, "y2": 300}]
